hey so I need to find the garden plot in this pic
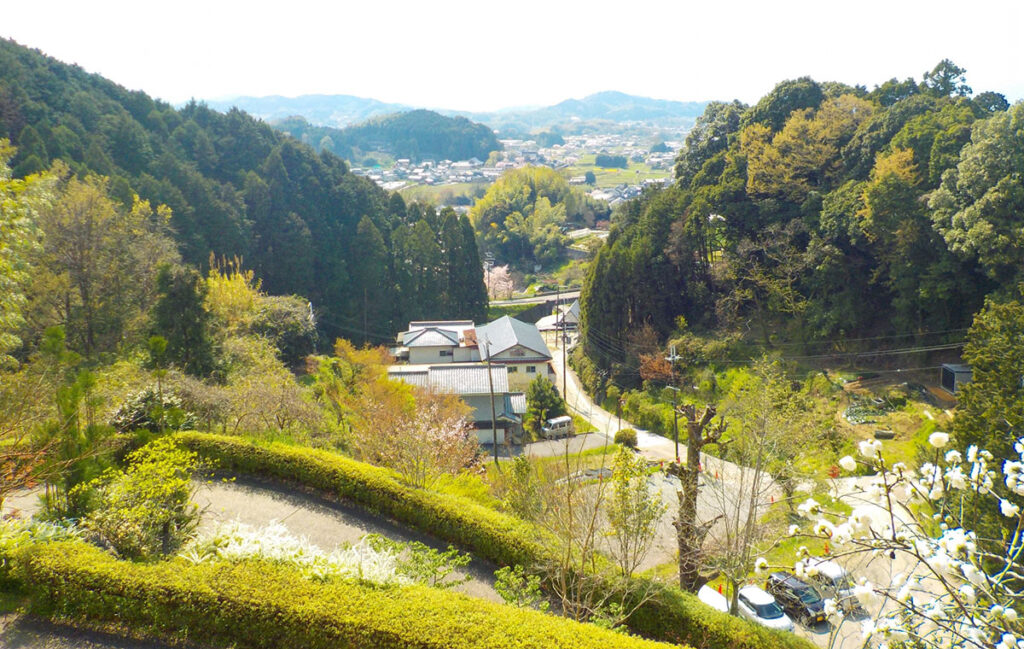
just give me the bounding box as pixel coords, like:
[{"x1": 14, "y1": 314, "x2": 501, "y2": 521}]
[{"x1": 193, "y1": 476, "x2": 500, "y2": 602}]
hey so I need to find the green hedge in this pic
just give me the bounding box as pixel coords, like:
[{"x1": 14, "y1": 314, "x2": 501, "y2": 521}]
[
  {"x1": 175, "y1": 432, "x2": 814, "y2": 649},
  {"x1": 15, "y1": 541, "x2": 675, "y2": 649},
  {"x1": 174, "y1": 431, "x2": 546, "y2": 568}
]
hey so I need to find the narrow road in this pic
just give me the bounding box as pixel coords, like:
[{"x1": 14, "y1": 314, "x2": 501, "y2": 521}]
[
  {"x1": 546, "y1": 332, "x2": 765, "y2": 490},
  {"x1": 546, "y1": 334, "x2": 781, "y2": 566}
]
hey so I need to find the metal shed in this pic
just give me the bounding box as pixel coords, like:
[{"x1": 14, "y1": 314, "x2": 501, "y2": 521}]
[{"x1": 940, "y1": 363, "x2": 972, "y2": 394}]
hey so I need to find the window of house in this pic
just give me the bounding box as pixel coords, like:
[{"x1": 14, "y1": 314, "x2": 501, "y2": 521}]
[
  {"x1": 526, "y1": 366, "x2": 536, "y2": 373},
  {"x1": 510, "y1": 348, "x2": 525, "y2": 357},
  {"x1": 439, "y1": 349, "x2": 453, "y2": 356},
  {"x1": 507, "y1": 366, "x2": 518, "y2": 372}
]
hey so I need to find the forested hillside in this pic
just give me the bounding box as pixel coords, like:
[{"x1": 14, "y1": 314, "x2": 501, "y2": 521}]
[
  {"x1": 275, "y1": 110, "x2": 501, "y2": 163},
  {"x1": 580, "y1": 61, "x2": 1021, "y2": 382},
  {"x1": 0, "y1": 38, "x2": 487, "y2": 348}
]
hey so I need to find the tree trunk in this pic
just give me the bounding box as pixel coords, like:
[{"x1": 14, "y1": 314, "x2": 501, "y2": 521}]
[{"x1": 668, "y1": 405, "x2": 724, "y2": 592}]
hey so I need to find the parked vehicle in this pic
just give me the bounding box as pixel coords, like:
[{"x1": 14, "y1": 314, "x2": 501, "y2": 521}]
[
  {"x1": 765, "y1": 572, "x2": 826, "y2": 625},
  {"x1": 805, "y1": 558, "x2": 863, "y2": 614},
  {"x1": 735, "y1": 585, "x2": 794, "y2": 631},
  {"x1": 541, "y1": 415, "x2": 574, "y2": 439},
  {"x1": 697, "y1": 584, "x2": 729, "y2": 613}
]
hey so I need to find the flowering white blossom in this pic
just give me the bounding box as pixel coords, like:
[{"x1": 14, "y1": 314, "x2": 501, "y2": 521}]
[
  {"x1": 754, "y1": 557, "x2": 768, "y2": 575},
  {"x1": 958, "y1": 584, "x2": 977, "y2": 604},
  {"x1": 787, "y1": 524, "x2": 799, "y2": 536},
  {"x1": 797, "y1": 498, "x2": 821, "y2": 516},
  {"x1": 792, "y1": 435, "x2": 1024, "y2": 649},
  {"x1": 944, "y1": 465, "x2": 967, "y2": 490},
  {"x1": 999, "y1": 499, "x2": 1020, "y2": 518},
  {"x1": 859, "y1": 439, "x2": 882, "y2": 458},
  {"x1": 839, "y1": 455, "x2": 857, "y2": 472}
]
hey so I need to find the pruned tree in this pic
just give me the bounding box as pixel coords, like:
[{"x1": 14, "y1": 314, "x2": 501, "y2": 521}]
[{"x1": 665, "y1": 404, "x2": 725, "y2": 592}]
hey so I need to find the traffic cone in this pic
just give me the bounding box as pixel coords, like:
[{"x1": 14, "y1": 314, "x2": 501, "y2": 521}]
[{"x1": 717, "y1": 584, "x2": 722, "y2": 594}]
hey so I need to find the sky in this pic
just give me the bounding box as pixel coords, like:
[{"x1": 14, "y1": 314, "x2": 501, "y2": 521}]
[{"x1": 3, "y1": 0, "x2": 1023, "y2": 112}]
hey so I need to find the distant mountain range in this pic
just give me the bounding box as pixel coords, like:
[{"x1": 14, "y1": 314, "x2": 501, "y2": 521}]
[{"x1": 203, "y1": 91, "x2": 710, "y2": 131}]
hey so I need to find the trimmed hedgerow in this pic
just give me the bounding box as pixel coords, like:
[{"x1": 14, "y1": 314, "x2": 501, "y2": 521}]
[
  {"x1": 174, "y1": 431, "x2": 546, "y2": 568},
  {"x1": 16, "y1": 541, "x2": 676, "y2": 649},
  {"x1": 173, "y1": 432, "x2": 815, "y2": 649}
]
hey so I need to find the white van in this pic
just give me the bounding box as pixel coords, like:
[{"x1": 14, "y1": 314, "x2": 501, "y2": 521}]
[{"x1": 541, "y1": 415, "x2": 574, "y2": 439}]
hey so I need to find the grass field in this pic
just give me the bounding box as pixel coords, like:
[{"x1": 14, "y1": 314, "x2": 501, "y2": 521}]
[
  {"x1": 565, "y1": 153, "x2": 671, "y2": 188},
  {"x1": 399, "y1": 182, "x2": 489, "y2": 206}
]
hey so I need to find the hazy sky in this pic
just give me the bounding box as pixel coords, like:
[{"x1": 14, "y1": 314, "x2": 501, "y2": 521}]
[{"x1": 4, "y1": 0, "x2": 1022, "y2": 112}]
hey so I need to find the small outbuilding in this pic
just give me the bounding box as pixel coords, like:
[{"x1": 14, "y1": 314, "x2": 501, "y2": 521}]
[{"x1": 940, "y1": 363, "x2": 972, "y2": 395}]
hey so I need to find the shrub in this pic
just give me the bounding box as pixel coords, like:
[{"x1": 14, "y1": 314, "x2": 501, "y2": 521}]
[
  {"x1": 111, "y1": 387, "x2": 195, "y2": 433},
  {"x1": 16, "y1": 541, "x2": 676, "y2": 649},
  {"x1": 614, "y1": 428, "x2": 638, "y2": 448},
  {"x1": 77, "y1": 437, "x2": 200, "y2": 559}
]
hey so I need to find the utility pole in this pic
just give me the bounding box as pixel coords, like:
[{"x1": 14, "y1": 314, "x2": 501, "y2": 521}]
[
  {"x1": 557, "y1": 285, "x2": 567, "y2": 401},
  {"x1": 484, "y1": 338, "x2": 500, "y2": 468},
  {"x1": 666, "y1": 345, "x2": 682, "y2": 463}
]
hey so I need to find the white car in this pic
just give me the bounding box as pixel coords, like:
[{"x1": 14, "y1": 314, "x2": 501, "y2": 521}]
[
  {"x1": 736, "y1": 585, "x2": 794, "y2": 632},
  {"x1": 697, "y1": 584, "x2": 729, "y2": 613}
]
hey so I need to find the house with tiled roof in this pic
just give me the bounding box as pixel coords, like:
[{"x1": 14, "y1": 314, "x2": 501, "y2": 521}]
[
  {"x1": 475, "y1": 316, "x2": 554, "y2": 389},
  {"x1": 387, "y1": 364, "x2": 526, "y2": 444},
  {"x1": 393, "y1": 315, "x2": 554, "y2": 390}
]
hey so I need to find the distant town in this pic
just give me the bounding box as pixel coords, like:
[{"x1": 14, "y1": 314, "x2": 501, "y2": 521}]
[{"x1": 350, "y1": 132, "x2": 681, "y2": 209}]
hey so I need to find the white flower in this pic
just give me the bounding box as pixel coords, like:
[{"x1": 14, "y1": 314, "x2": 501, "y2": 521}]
[
  {"x1": 854, "y1": 581, "x2": 878, "y2": 607},
  {"x1": 823, "y1": 598, "x2": 840, "y2": 619},
  {"x1": 797, "y1": 498, "x2": 821, "y2": 516},
  {"x1": 945, "y1": 449, "x2": 962, "y2": 464},
  {"x1": 839, "y1": 455, "x2": 857, "y2": 472},
  {"x1": 831, "y1": 523, "x2": 852, "y2": 546},
  {"x1": 961, "y1": 563, "x2": 985, "y2": 587},
  {"x1": 859, "y1": 439, "x2": 882, "y2": 458},
  {"x1": 1004, "y1": 607, "x2": 1018, "y2": 622},
  {"x1": 996, "y1": 634, "x2": 1019, "y2": 649},
  {"x1": 959, "y1": 584, "x2": 977, "y2": 604},
  {"x1": 788, "y1": 524, "x2": 799, "y2": 536},
  {"x1": 945, "y1": 466, "x2": 967, "y2": 490},
  {"x1": 1000, "y1": 499, "x2": 1020, "y2": 518},
  {"x1": 860, "y1": 618, "x2": 876, "y2": 639},
  {"x1": 754, "y1": 557, "x2": 769, "y2": 575},
  {"x1": 814, "y1": 519, "x2": 835, "y2": 537},
  {"x1": 967, "y1": 445, "x2": 979, "y2": 463},
  {"x1": 929, "y1": 431, "x2": 949, "y2": 448},
  {"x1": 848, "y1": 507, "x2": 875, "y2": 535}
]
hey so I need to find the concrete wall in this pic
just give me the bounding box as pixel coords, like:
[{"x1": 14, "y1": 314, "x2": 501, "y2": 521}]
[
  {"x1": 504, "y1": 363, "x2": 554, "y2": 390},
  {"x1": 408, "y1": 346, "x2": 456, "y2": 364}
]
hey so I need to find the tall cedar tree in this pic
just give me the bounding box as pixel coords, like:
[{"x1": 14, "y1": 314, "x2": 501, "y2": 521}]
[{"x1": 152, "y1": 266, "x2": 214, "y2": 377}]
